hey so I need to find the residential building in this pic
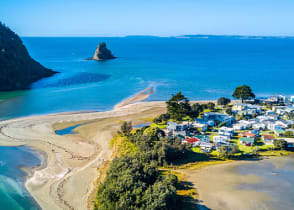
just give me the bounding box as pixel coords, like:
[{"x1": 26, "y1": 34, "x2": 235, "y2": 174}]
[
  {"x1": 262, "y1": 135, "x2": 275, "y2": 145},
  {"x1": 240, "y1": 137, "x2": 255, "y2": 146}
]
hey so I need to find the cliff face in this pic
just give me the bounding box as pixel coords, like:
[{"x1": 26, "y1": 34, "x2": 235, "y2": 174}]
[
  {"x1": 93, "y1": 42, "x2": 115, "y2": 60},
  {"x1": 0, "y1": 22, "x2": 57, "y2": 91}
]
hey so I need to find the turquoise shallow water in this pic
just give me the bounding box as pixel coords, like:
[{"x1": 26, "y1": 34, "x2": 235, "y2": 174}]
[
  {"x1": 0, "y1": 146, "x2": 41, "y2": 210},
  {"x1": 0, "y1": 35, "x2": 294, "y2": 120}
]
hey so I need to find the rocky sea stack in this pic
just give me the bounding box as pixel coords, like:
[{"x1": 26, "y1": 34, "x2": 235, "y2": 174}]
[
  {"x1": 92, "y1": 42, "x2": 116, "y2": 60},
  {"x1": 0, "y1": 22, "x2": 57, "y2": 91}
]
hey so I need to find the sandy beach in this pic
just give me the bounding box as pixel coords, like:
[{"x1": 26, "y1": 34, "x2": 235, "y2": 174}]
[
  {"x1": 0, "y1": 87, "x2": 167, "y2": 210},
  {"x1": 0, "y1": 86, "x2": 235, "y2": 210}
]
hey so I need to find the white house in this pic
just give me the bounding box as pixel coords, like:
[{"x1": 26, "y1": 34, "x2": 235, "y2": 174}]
[
  {"x1": 213, "y1": 135, "x2": 228, "y2": 143},
  {"x1": 252, "y1": 123, "x2": 266, "y2": 130}
]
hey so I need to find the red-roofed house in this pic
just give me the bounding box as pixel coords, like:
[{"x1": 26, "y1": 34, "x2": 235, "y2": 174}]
[
  {"x1": 182, "y1": 137, "x2": 200, "y2": 147},
  {"x1": 238, "y1": 132, "x2": 257, "y2": 138},
  {"x1": 262, "y1": 135, "x2": 275, "y2": 145}
]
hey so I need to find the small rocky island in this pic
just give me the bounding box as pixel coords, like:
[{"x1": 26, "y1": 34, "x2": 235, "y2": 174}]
[
  {"x1": 0, "y1": 22, "x2": 57, "y2": 91},
  {"x1": 91, "y1": 42, "x2": 116, "y2": 60}
]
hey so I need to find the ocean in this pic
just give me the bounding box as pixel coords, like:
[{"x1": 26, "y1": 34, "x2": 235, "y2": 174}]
[
  {"x1": 0, "y1": 35, "x2": 294, "y2": 209},
  {"x1": 0, "y1": 35, "x2": 293, "y2": 120}
]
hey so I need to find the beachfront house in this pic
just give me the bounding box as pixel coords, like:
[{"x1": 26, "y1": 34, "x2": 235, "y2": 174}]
[
  {"x1": 240, "y1": 137, "x2": 255, "y2": 146},
  {"x1": 262, "y1": 135, "x2": 275, "y2": 145},
  {"x1": 232, "y1": 103, "x2": 262, "y2": 116},
  {"x1": 264, "y1": 95, "x2": 286, "y2": 104}
]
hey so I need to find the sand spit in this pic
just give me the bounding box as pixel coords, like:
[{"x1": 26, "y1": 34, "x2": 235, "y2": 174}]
[{"x1": 0, "y1": 87, "x2": 165, "y2": 210}]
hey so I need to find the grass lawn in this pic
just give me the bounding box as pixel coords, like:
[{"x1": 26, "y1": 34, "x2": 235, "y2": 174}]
[{"x1": 149, "y1": 123, "x2": 167, "y2": 129}]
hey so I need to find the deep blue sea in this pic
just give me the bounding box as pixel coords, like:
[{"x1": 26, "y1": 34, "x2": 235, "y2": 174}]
[
  {"x1": 0, "y1": 35, "x2": 294, "y2": 209},
  {"x1": 0, "y1": 35, "x2": 294, "y2": 120}
]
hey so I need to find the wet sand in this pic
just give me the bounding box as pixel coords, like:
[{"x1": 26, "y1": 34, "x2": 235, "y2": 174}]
[{"x1": 184, "y1": 157, "x2": 294, "y2": 210}]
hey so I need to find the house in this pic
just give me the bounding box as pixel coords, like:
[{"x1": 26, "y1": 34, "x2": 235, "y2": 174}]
[
  {"x1": 240, "y1": 137, "x2": 255, "y2": 146},
  {"x1": 252, "y1": 123, "x2": 266, "y2": 130},
  {"x1": 182, "y1": 138, "x2": 200, "y2": 147},
  {"x1": 203, "y1": 112, "x2": 235, "y2": 126},
  {"x1": 262, "y1": 135, "x2": 275, "y2": 145},
  {"x1": 249, "y1": 130, "x2": 260, "y2": 137},
  {"x1": 167, "y1": 122, "x2": 178, "y2": 131},
  {"x1": 233, "y1": 120, "x2": 252, "y2": 130},
  {"x1": 167, "y1": 122, "x2": 190, "y2": 132},
  {"x1": 195, "y1": 135, "x2": 210, "y2": 142},
  {"x1": 233, "y1": 123, "x2": 247, "y2": 130},
  {"x1": 267, "y1": 123, "x2": 282, "y2": 131},
  {"x1": 194, "y1": 122, "x2": 208, "y2": 132},
  {"x1": 232, "y1": 103, "x2": 262, "y2": 113},
  {"x1": 213, "y1": 135, "x2": 228, "y2": 143},
  {"x1": 195, "y1": 119, "x2": 215, "y2": 127},
  {"x1": 290, "y1": 96, "x2": 294, "y2": 103},
  {"x1": 218, "y1": 127, "x2": 234, "y2": 137},
  {"x1": 200, "y1": 142, "x2": 213, "y2": 152},
  {"x1": 264, "y1": 95, "x2": 286, "y2": 104},
  {"x1": 238, "y1": 132, "x2": 256, "y2": 139},
  {"x1": 274, "y1": 129, "x2": 285, "y2": 137},
  {"x1": 214, "y1": 141, "x2": 230, "y2": 151},
  {"x1": 266, "y1": 110, "x2": 276, "y2": 116}
]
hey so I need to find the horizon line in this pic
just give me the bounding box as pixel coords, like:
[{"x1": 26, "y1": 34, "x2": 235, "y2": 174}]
[{"x1": 21, "y1": 34, "x2": 294, "y2": 39}]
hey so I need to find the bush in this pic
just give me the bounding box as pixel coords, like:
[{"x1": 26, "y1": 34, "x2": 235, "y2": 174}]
[{"x1": 274, "y1": 139, "x2": 288, "y2": 150}]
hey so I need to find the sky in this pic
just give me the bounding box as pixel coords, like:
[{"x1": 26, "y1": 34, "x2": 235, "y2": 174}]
[{"x1": 1, "y1": 0, "x2": 294, "y2": 37}]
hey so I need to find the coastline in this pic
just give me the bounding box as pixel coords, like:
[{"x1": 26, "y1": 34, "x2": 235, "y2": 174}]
[
  {"x1": 0, "y1": 87, "x2": 167, "y2": 210},
  {"x1": 0, "y1": 86, "x2": 263, "y2": 210},
  {"x1": 183, "y1": 156, "x2": 294, "y2": 210}
]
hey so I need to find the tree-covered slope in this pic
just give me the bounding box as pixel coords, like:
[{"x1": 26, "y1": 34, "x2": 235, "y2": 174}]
[{"x1": 0, "y1": 22, "x2": 57, "y2": 91}]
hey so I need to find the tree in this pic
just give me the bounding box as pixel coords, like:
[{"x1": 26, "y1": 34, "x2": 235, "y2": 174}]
[
  {"x1": 207, "y1": 102, "x2": 215, "y2": 110},
  {"x1": 274, "y1": 139, "x2": 288, "y2": 150},
  {"x1": 166, "y1": 92, "x2": 191, "y2": 121},
  {"x1": 284, "y1": 131, "x2": 293, "y2": 137},
  {"x1": 217, "y1": 97, "x2": 231, "y2": 106},
  {"x1": 219, "y1": 145, "x2": 240, "y2": 159},
  {"x1": 118, "y1": 121, "x2": 132, "y2": 136},
  {"x1": 226, "y1": 107, "x2": 232, "y2": 115},
  {"x1": 190, "y1": 103, "x2": 203, "y2": 118},
  {"x1": 232, "y1": 85, "x2": 255, "y2": 103}
]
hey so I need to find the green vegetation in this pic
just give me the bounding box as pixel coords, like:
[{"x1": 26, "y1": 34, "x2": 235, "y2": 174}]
[
  {"x1": 274, "y1": 139, "x2": 288, "y2": 150},
  {"x1": 232, "y1": 85, "x2": 255, "y2": 103},
  {"x1": 166, "y1": 91, "x2": 192, "y2": 121},
  {"x1": 0, "y1": 22, "x2": 56, "y2": 91},
  {"x1": 95, "y1": 156, "x2": 178, "y2": 210},
  {"x1": 95, "y1": 122, "x2": 194, "y2": 209},
  {"x1": 217, "y1": 97, "x2": 231, "y2": 106}
]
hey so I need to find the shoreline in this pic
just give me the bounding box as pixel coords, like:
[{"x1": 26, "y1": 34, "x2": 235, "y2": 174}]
[
  {"x1": 0, "y1": 87, "x2": 167, "y2": 210},
  {"x1": 183, "y1": 156, "x2": 294, "y2": 210},
  {"x1": 0, "y1": 86, "x2": 257, "y2": 210}
]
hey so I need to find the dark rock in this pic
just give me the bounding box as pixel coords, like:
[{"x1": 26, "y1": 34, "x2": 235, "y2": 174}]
[
  {"x1": 0, "y1": 22, "x2": 57, "y2": 91},
  {"x1": 92, "y1": 42, "x2": 115, "y2": 60}
]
